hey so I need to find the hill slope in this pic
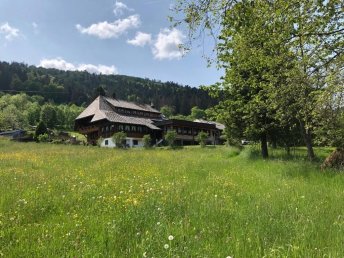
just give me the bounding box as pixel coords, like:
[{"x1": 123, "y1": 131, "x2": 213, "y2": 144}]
[{"x1": 0, "y1": 61, "x2": 217, "y2": 114}]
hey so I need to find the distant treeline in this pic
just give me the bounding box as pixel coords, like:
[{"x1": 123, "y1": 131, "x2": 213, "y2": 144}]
[
  {"x1": 0, "y1": 61, "x2": 217, "y2": 115},
  {"x1": 0, "y1": 93, "x2": 83, "y2": 131}
]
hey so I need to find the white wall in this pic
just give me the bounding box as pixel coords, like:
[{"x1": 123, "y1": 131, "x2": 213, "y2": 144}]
[{"x1": 100, "y1": 137, "x2": 144, "y2": 148}]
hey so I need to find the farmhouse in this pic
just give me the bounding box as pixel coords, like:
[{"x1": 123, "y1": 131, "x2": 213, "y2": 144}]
[{"x1": 74, "y1": 95, "x2": 223, "y2": 147}]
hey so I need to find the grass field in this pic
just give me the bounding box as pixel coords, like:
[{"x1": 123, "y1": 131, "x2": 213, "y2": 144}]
[{"x1": 0, "y1": 138, "x2": 343, "y2": 257}]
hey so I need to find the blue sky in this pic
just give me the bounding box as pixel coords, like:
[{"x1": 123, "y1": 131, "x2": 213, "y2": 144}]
[{"x1": 0, "y1": 0, "x2": 223, "y2": 87}]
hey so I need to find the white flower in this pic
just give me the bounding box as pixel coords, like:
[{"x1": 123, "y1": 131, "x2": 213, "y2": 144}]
[
  {"x1": 143, "y1": 252, "x2": 147, "y2": 257},
  {"x1": 164, "y1": 244, "x2": 169, "y2": 249},
  {"x1": 226, "y1": 256, "x2": 233, "y2": 258},
  {"x1": 215, "y1": 194, "x2": 218, "y2": 198},
  {"x1": 157, "y1": 222, "x2": 161, "y2": 225},
  {"x1": 168, "y1": 235, "x2": 174, "y2": 241}
]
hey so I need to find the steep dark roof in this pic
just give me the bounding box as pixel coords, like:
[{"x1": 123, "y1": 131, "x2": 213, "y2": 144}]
[
  {"x1": 75, "y1": 96, "x2": 161, "y2": 130},
  {"x1": 105, "y1": 97, "x2": 160, "y2": 113}
]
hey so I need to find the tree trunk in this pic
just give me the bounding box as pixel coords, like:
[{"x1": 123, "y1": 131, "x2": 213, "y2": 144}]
[
  {"x1": 261, "y1": 133, "x2": 269, "y2": 159},
  {"x1": 299, "y1": 120, "x2": 315, "y2": 161}
]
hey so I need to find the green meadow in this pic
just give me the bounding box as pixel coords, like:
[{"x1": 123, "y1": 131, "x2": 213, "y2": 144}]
[{"x1": 0, "y1": 138, "x2": 343, "y2": 257}]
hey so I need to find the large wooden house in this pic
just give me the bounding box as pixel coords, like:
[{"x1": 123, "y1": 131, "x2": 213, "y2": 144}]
[{"x1": 74, "y1": 95, "x2": 223, "y2": 147}]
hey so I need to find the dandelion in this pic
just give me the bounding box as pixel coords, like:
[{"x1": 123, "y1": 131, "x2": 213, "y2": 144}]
[
  {"x1": 164, "y1": 244, "x2": 169, "y2": 249},
  {"x1": 168, "y1": 235, "x2": 174, "y2": 241}
]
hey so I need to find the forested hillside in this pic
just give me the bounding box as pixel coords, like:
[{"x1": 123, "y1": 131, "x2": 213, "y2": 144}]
[{"x1": 0, "y1": 61, "x2": 216, "y2": 114}]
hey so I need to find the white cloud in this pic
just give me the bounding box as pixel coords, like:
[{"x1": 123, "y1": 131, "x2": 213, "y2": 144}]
[
  {"x1": 0, "y1": 22, "x2": 20, "y2": 40},
  {"x1": 39, "y1": 58, "x2": 118, "y2": 75},
  {"x1": 76, "y1": 15, "x2": 140, "y2": 39},
  {"x1": 127, "y1": 32, "x2": 152, "y2": 47},
  {"x1": 113, "y1": 1, "x2": 133, "y2": 16},
  {"x1": 32, "y1": 22, "x2": 39, "y2": 34},
  {"x1": 152, "y1": 28, "x2": 185, "y2": 60},
  {"x1": 77, "y1": 64, "x2": 118, "y2": 75},
  {"x1": 39, "y1": 58, "x2": 75, "y2": 71}
]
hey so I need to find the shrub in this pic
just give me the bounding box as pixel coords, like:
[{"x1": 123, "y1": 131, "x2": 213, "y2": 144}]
[
  {"x1": 196, "y1": 131, "x2": 208, "y2": 148},
  {"x1": 34, "y1": 121, "x2": 48, "y2": 141},
  {"x1": 143, "y1": 134, "x2": 152, "y2": 149},
  {"x1": 37, "y1": 133, "x2": 49, "y2": 142},
  {"x1": 321, "y1": 148, "x2": 344, "y2": 171},
  {"x1": 112, "y1": 131, "x2": 127, "y2": 148},
  {"x1": 164, "y1": 130, "x2": 177, "y2": 148}
]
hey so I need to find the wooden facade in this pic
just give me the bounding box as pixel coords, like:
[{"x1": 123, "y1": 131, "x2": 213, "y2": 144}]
[{"x1": 75, "y1": 96, "x2": 223, "y2": 147}]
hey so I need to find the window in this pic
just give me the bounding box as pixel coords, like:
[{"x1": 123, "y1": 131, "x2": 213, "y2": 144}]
[
  {"x1": 105, "y1": 140, "x2": 108, "y2": 146},
  {"x1": 133, "y1": 140, "x2": 138, "y2": 146},
  {"x1": 131, "y1": 125, "x2": 136, "y2": 132},
  {"x1": 118, "y1": 125, "x2": 124, "y2": 131},
  {"x1": 125, "y1": 125, "x2": 130, "y2": 131}
]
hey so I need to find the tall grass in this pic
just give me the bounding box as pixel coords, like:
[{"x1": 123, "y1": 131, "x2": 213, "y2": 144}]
[{"x1": 0, "y1": 138, "x2": 343, "y2": 257}]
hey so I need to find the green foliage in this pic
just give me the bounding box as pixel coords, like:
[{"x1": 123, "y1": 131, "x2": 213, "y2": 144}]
[
  {"x1": 37, "y1": 133, "x2": 49, "y2": 143},
  {"x1": 34, "y1": 121, "x2": 48, "y2": 140},
  {"x1": 160, "y1": 105, "x2": 174, "y2": 118},
  {"x1": 190, "y1": 106, "x2": 206, "y2": 120},
  {"x1": 0, "y1": 140, "x2": 343, "y2": 256},
  {"x1": 142, "y1": 134, "x2": 152, "y2": 149},
  {"x1": 0, "y1": 61, "x2": 217, "y2": 115},
  {"x1": 174, "y1": 0, "x2": 343, "y2": 161},
  {"x1": 196, "y1": 131, "x2": 208, "y2": 148},
  {"x1": 112, "y1": 131, "x2": 127, "y2": 148},
  {"x1": 40, "y1": 104, "x2": 57, "y2": 128},
  {"x1": 164, "y1": 130, "x2": 177, "y2": 147},
  {"x1": 0, "y1": 93, "x2": 84, "y2": 130}
]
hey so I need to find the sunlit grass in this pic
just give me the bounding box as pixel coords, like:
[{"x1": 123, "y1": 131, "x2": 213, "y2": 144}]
[{"x1": 0, "y1": 138, "x2": 343, "y2": 257}]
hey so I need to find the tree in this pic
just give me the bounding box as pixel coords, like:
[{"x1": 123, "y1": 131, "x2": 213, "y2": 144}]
[
  {"x1": 196, "y1": 131, "x2": 208, "y2": 148},
  {"x1": 190, "y1": 106, "x2": 206, "y2": 120},
  {"x1": 112, "y1": 131, "x2": 127, "y2": 148},
  {"x1": 164, "y1": 130, "x2": 177, "y2": 148},
  {"x1": 173, "y1": 0, "x2": 344, "y2": 160},
  {"x1": 40, "y1": 104, "x2": 57, "y2": 128},
  {"x1": 160, "y1": 105, "x2": 174, "y2": 118},
  {"x1": 35, "y1": 121, "x2": 48, "y2": 141},
  {"x1": 143, "y1": 134, "x2": 152, "y2": 149}
]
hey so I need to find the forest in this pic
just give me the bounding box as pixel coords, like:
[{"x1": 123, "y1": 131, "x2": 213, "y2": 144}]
[{"x1": 0, "y1": 61, "x2": 216, "y2": 114}]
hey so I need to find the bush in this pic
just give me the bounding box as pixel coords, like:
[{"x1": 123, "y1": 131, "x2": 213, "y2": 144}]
[
  {"x1": 164, "y1": 130, "x2": 177, "y2": 148},
  {"x1": 196, "y1": 131, "x2": 208, "y2": 148},
  {"x1": 321, "y1": 148, "x2": 344, "y2": 171},
  {"x1": 112, "y1": 131, "x2": 127, "y2": 148},
  {"x1": 143, "y1": 134, "x2": 152, "y2": 149},
  {"x1": 37, "y1": 133, "x2": 49, "y2": 142},
  {"x1": 34, "y1": 121, "x2": 48, "y2": 141}
]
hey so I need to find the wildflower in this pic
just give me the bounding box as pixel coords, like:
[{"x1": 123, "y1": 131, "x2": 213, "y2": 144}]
[
  {"x1": 168, "y1": 235, "x2": 174, "y2": 241},
  {"x1": 143, "y1": 252, "x2": 147, "y2": 257},
  {"x1": 157, "y1": 222, "x2": 161, "y2": 226},
  {"x1": 164, "y1": 244, "x2": 169, "y2": 249},
  {"x1": 215, "y1": 194, "x2": 218, "y2": 198},
  {"x1": 226, "y1": 256, "x2": 233, "y2": 258}
]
